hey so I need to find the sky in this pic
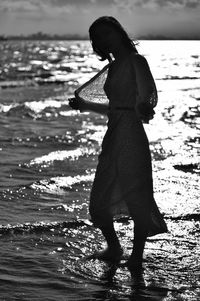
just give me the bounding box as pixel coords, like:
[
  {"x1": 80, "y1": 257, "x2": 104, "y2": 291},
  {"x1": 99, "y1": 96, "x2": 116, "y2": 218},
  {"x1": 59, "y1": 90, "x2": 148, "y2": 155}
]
[{"x1": 0, "y1": 0, "x2": 200, "y2": 38}]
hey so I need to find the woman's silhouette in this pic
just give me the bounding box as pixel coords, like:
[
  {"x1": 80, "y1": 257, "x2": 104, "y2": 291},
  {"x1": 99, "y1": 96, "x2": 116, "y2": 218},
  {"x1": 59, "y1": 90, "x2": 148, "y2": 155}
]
[{"x1": 69, "y1": 16, "x2": 167, "y2": 272}]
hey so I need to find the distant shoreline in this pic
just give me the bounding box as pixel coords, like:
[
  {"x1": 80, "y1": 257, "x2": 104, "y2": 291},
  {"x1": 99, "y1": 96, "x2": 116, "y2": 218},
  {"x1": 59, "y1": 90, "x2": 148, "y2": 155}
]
[
  {"x1": 0, "y1": 33, "x2": 200, "y2": 41},
  {"x1": 1, "y1": 38, "x2": 200, "y2": 42}
]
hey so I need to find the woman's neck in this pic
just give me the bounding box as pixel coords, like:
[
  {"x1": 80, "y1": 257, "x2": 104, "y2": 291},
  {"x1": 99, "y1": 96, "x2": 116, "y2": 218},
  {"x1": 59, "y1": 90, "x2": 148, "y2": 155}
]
[{"x1": 112, "y1": 45, "x2": 132, "y2": 62}]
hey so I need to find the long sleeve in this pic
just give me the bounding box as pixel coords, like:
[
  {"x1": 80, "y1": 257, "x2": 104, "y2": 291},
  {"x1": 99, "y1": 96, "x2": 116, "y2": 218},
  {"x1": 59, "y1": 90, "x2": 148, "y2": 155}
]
[{"x1": 131, "y1": 54, "x2": 158, "y2": 123}]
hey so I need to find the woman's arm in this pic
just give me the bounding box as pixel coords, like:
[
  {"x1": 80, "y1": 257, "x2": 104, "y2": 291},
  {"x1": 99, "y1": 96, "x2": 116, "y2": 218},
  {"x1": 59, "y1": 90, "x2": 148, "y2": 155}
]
[
  {"x1": 132, "y1": 54, "x2": 155, "y2": 101},
  {"x1": 69, "y1": 97, "x2": 109, "y2": 116},
  {"x1": 131, "y1": 54, "x2": 157, "y2": 122},
  {"x1": 69, "y1": 62, "x2": 110, "y2": 116}
]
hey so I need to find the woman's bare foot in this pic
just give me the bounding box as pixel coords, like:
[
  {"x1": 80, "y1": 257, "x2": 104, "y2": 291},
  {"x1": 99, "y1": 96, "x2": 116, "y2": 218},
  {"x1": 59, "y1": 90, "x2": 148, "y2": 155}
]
[
  {"x1": 120, "y1": 255, "x2": 143, "y2": 273},
  {"x1": 89, "y1": 247, "x2": 123, "y2": 262},
  {"x1": 125, "y1": 256, "x2": 143, "y2": 274},
  {"x1": 127, "y1": 259, "x2": 143, "y2": 271}
]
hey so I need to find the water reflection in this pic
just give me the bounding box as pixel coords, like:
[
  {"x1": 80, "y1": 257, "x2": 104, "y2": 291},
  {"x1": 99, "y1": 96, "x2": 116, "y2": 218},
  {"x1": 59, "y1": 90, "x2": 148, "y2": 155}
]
[
  {"x1": 56, "y1": 219, "x2": 200, "y2": 300},
  {"x1": 130, "y1": 272, "x2": 169, "y2": 301},
  {"x1": 89, "y1": 261, "x2": 168, "y2": 301},
  {"x1": 0, "y1": 40, "x2": 199, "y2": 300}
]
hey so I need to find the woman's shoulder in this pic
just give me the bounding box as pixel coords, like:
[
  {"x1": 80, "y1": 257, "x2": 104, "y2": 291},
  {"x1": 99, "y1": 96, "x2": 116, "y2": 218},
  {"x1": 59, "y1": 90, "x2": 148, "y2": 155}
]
[
  {"x1": 129, "y1": 53, "x2": 150, "y2": 74},
  {"x1": 129, "y1": 53, "x2": 148, "y2": 67}
]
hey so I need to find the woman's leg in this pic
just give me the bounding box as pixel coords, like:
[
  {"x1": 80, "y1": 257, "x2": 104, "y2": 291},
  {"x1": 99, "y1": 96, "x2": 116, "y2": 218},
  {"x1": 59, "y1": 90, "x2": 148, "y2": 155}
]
[
  {"x1": 128, "y1": 215, "x2": 148, "y2": 270},
  {"x1": 89, "y1": 208, "x2": 123, "y2": 261},
  {"x1": 100, "y1": 217, "x2": 121, "y2": 250},
  {"x1": 126, "y1": 195, "x2": 151, "y2": 271}
]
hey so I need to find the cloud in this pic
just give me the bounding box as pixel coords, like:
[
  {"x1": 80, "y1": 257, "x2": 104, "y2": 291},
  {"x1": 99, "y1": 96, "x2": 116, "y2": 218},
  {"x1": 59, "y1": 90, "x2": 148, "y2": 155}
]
[
  {"x1": 135, "y1": 0, "x2": 200, "y2": 9},
  {"x1": 185, "y1": 0, "x2": 200, "y2": 8},
  {"x1": 42, "y1": 0, "x2": 88, "y2": 6},
  {"x1": 31, "y1": 0, "x2": 113, "y2": 8},
  {"x1": 0, "y1": 0, "x2": 110, "y2": 16},
  {"x1": 1, "y1": 0, "x2": 199, "y2": 14},
  {"x1": 110, "y1": 0, "x2": 200, "y2": 10},
  {"x1": 0, "y1": 0, "x2": 39, "y2": 13},
  {"x1": 0, "y1": 0, "x2": 76, "y2": 18},
  {"x1": 113, "y1": 0, "x2": 134, "y2": 10},
  {"x1": 0, "y1": 0, "x2": 199, "y2": 37}
]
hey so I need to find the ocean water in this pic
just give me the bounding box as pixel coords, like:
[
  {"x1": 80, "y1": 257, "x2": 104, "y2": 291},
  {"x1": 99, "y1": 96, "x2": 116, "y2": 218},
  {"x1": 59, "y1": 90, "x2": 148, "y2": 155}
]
[{"x1": 0, "y1": 40, "x2": 199, "y2": 300}]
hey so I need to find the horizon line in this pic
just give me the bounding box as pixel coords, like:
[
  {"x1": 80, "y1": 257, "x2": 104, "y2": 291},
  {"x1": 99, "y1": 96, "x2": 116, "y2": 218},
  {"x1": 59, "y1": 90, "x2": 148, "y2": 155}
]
[{"x1": 1, "y1": 32, "x2": 200, "y2": 41}]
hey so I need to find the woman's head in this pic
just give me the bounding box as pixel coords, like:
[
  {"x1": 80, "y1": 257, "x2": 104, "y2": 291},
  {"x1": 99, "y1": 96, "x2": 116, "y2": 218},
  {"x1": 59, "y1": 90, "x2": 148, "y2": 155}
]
[{"x1": 89, "y1": 16, "x2": 137, "y2": 61}]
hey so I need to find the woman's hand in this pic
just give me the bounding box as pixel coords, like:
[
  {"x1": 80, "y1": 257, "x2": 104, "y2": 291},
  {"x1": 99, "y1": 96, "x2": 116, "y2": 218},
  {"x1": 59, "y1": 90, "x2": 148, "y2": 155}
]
[
  {"x1": 69, "y1": 97, "x2": 108, "y2": 116},
  {"x1": 136, "y1": 102, "x2": 155, "y2": 123},
  {"x1": 68, "y1": 97, "x2": 85, "y2": 112}
]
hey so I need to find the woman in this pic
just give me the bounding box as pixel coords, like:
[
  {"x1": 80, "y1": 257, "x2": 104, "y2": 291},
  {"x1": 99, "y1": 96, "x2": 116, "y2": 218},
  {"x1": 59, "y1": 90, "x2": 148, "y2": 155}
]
[{"x1": 69, "y1": 16, "x2": 167, "y2": 272}]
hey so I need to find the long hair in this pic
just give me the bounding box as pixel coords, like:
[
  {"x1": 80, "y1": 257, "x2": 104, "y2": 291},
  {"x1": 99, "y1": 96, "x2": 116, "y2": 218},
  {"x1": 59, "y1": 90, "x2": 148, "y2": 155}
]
[{"x1": 89, "y1": 16, "x2": 138, "y2": 62}]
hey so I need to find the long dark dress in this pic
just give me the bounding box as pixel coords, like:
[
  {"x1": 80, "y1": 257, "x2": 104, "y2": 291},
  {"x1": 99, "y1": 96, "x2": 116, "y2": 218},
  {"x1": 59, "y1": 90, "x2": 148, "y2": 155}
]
[{"x1": 89, "y1": 53, "x2": 168, "y2": 236}]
